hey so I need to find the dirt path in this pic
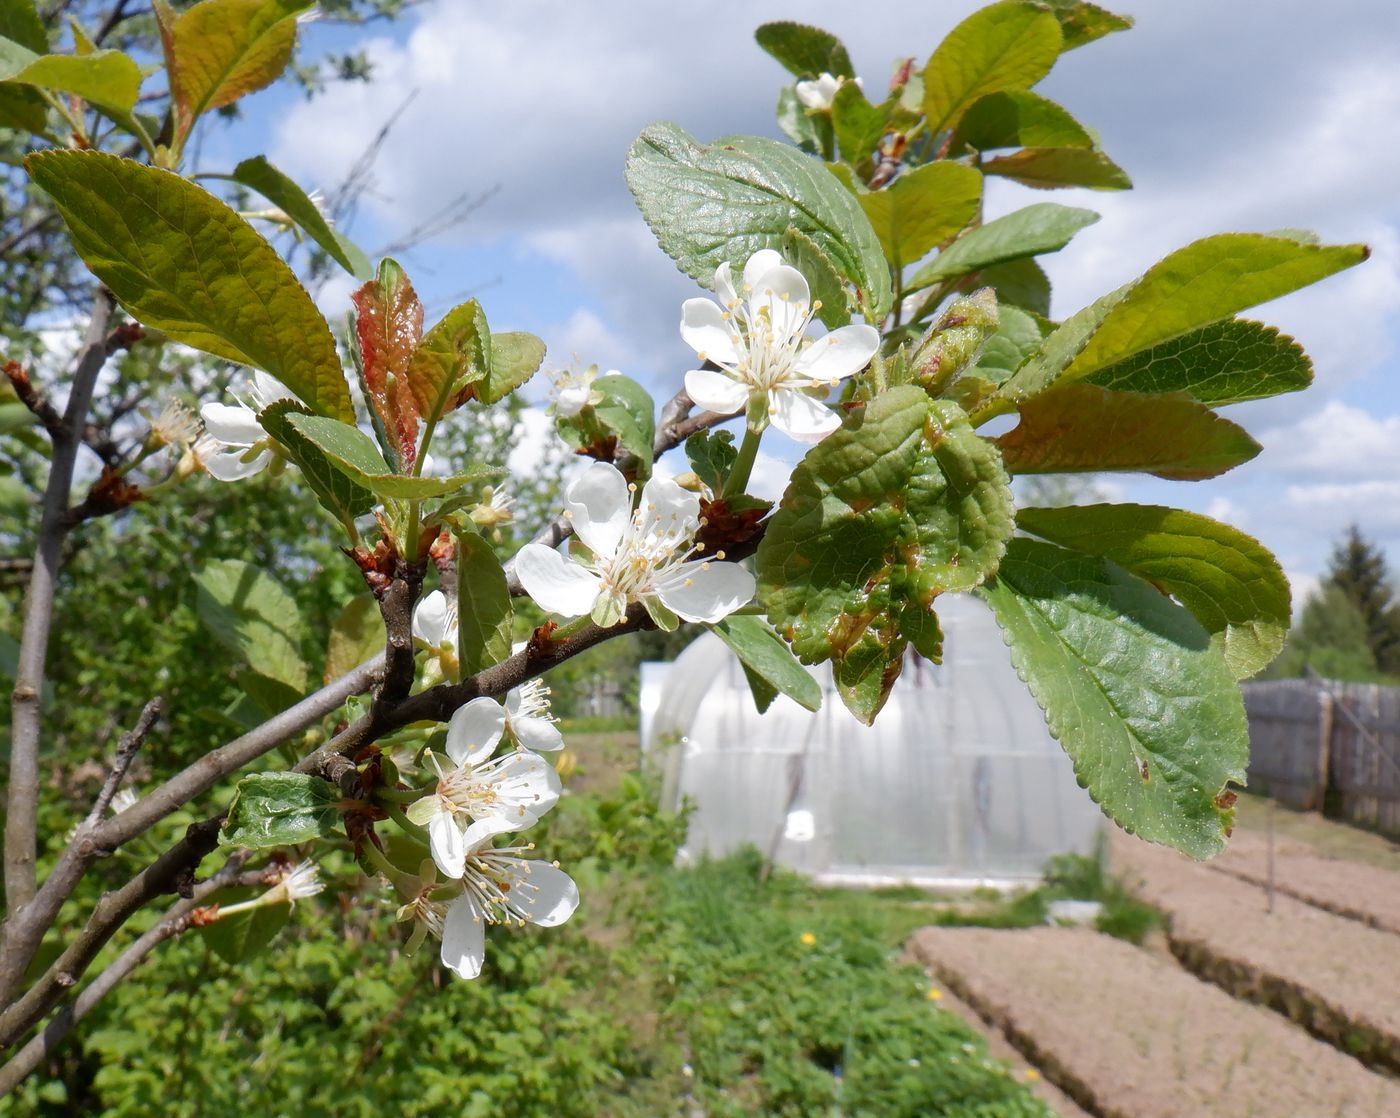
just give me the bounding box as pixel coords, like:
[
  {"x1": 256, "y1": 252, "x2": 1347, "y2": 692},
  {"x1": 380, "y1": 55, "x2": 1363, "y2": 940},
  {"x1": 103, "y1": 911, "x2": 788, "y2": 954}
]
[
  {"x1": 910, "y1": 926, "x2": 1400, "y2": 1118},
  {"x1": 1111, "y1": 831, "x2": 1400, "y2": 1072}
]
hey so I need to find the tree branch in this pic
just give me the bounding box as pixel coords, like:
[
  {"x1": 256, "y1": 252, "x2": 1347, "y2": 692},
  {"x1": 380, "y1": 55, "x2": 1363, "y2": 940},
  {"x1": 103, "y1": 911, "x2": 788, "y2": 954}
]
[
  {"x1": 5, "y1": 290, "x2": 117, "y2": 913},
  {"x1": 0, "y1": 855, "x2": 250, "y2": 1091},
  {"x1": 0, "y1": 655, "x2": 384, "y2": 1010}
]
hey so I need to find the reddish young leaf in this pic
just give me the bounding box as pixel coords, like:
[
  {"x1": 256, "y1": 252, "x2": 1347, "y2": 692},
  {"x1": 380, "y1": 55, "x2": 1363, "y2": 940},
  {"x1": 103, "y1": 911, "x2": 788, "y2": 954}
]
[{"x1": 352, "y1": 258, "x2": 424, "y2": 471}]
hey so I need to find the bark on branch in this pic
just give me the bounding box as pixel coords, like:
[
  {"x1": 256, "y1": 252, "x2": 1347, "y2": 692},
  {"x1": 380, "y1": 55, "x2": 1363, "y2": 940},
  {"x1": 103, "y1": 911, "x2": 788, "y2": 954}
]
[{"x1": 5, "y1": 290, "x2": 117, "y2": 913}]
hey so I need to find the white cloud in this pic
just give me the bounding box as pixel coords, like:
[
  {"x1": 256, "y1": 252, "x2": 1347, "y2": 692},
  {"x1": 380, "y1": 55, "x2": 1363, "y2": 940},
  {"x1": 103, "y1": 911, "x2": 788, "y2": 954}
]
[{"x1": 1258, "y1": 402, "x2": 1400, "y2": 478}]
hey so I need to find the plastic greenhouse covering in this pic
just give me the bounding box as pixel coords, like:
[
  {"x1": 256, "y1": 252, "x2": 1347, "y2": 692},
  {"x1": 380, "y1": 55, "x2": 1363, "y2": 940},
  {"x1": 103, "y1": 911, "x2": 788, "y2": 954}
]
[{"x1": 640, "y1": 594, "x2": 1103, "y2": 888}]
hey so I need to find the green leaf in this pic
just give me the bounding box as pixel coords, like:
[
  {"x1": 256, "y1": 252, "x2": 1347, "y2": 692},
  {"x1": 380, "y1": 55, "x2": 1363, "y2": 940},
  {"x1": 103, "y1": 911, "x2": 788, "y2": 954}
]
[
  {"x1": 922, "y1": 1, "x2": 1063, "y2": 135},
  {"x1": 282, "y1": 413, "x2": 501, "y2": 499},
  {"x1": 738, "y1": 662, "x2": 780, "y2": 714},
  {"x1": 775, "y1": 84, "x2": 826, "y2": 154},
  {"x1": 780, "y1": 225, "x2": 849, "y2": 329},
  {"x1": 972, "y1": 304, "x2": 1052, "y2": 381},
  {"x1": 27, "y1": 150, "x2": 352, "y2": 422},
  {"x1": 984, "y1": 146, "x2": 1132, "y2": 190},
  {"x1": 201, "y1": 889, "x2": 290, "y2": 964},
  {"x1": 841, "y1": 161, "x2": 983, "y2": 271},
  {"x1": 593, "y1": 374, "x2": 655, "y2": 477},
  {"x1": 906, "y1": 203, "x2": 1099, "y2": 293},
  {"x1": 227, "y1": 156, "x2": 370, "y2": 278},
  {"x1": 831, "y1": 80, "x2": 886, "y2": 167},
  {"x1": 757, "y1": 388, "x2": 1013, "y2": 721},
  {"x1": 713, "y1": 616, "x2": 822, "y2": 712},
  {"x1": 165, "y1": 0, "x2": 311, "y2": 141},
  {"x1": 1017, "y1": 504, "x2": 1290, "y2": 679},
  {"x1": 1063, "y1": 233, "x2": 1368, "y2": 382},
  {"x1": 979, "y1": 256, "x2": 1051, "y2": 316},
  {"x1": 0, "y1": 1, "x2": 48, "y2": 52},
  {"x1": 995, "y1": 234, "x2": 1366, "y2": 413},
  {"x1": 235, "y1": 670, "x2": 303, "y2": 717},
  {"x1": 685, "y1": 429, "x2": 737, "y2": 493},
  {"x1": 409, "y1": 298, "x2": 489, "y2": 425},
  {"x1": 980, "y1": 538, "x2": 1248, "y2": 858},
  {"x1": 1039, "y1": 0, "x2": 1134, "y2": 50},
  {"x1": 476, "y1": 331, "x2": 545, "y2": 405},
  {"x1": 995, "y1": 384, "x2": 1260, "y2": 480},
  {"x1": 625, "y1": 122, "x2": 892, "y2": 322},
  {"x1": 195, "y1": 559, "x2": 308, "y2": 692},
  {"x1": 1082, "y1": 318, "x2": 1312, "y2": 405},
  {"x1": 0, "y1": 38, "x2": 143, "y2": 116},
  {"x1": 219, "y1": 771, "x2": 342, "y2": 849},
  {"x1": 456, "y1": 527, "x2": 513, "y2": 677},
  {"x1": 0, "y1": 83, "x2": 46, "y2": 134},
  {"x1": 324, "y1": 595, "x2": 384, "y2": 684},
  {"x1": 952, "y1": 90, "x2": 1095, "y2": 152},
  {"x1": 754, "y1": 21, "x2": 853, "y2": 78},
  {"x1": 257, "y1": 400, "x2": 375, "y2": 526}
]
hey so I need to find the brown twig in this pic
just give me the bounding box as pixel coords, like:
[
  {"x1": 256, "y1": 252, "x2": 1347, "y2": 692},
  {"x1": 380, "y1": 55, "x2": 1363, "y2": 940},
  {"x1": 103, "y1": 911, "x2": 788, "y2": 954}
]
[{"x1": 82, "y1": 698, "x2": 162, "y2": 832}]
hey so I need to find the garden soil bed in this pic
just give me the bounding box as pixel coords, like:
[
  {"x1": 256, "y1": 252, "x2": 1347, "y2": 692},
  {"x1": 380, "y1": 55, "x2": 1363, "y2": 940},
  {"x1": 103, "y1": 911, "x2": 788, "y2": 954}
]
[
  {"x1": 909, "y1": 926, "x2": 1400, "y2": 1118},
  {"x1": 1206, "y1": 831, "x2": 1400, "y2": 934},
  {"x1": 1110, "y1": 832, "x2": 1400, "y2": 1072}
]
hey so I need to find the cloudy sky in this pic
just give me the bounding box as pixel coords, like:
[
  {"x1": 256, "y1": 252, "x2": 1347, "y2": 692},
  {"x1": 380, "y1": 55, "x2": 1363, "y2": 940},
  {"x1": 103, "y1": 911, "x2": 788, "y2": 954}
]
[{"x1": 220, "y1": 0, "x2": 1400, "y2": 600}]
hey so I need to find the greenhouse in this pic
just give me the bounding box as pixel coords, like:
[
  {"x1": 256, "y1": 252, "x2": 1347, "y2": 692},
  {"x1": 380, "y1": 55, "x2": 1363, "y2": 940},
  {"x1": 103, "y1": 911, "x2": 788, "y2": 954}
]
[{"x1": 641, "y1": 594, "x2": 1103, "y2": 888}]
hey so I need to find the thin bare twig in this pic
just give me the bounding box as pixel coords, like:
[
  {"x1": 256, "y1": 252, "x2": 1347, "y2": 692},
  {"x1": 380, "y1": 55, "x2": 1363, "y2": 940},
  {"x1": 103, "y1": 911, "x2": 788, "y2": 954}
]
[{"x1": 82, "y1": 698, "x2": 162, "y2": 832}]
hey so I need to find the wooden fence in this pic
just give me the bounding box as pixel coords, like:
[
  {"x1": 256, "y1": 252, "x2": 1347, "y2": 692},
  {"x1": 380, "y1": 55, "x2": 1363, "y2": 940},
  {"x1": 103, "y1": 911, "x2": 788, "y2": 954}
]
[{"x1": 1241, "y1": 677, "x2": 1400, "y2": 837}]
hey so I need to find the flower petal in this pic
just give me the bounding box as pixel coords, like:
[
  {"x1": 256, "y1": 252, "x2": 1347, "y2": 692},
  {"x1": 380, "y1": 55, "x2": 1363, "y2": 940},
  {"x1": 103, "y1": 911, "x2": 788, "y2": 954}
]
[
  {"x1": 511, "y1": 714, "x2": 565, "y2": 752},
  {"x1": 487, "y1": 751, "x2": 562, "y2": 823},
  {"x1": 441, "y1": 895, "x2": 486, "y2": 979},
  {"x1": 742, "y1": 249, "x2": 786, "y2": 291},
  {"x1": 202, "y1": 447, "x2": 271, "y2": 481},
  {"x1": 565, "y1": 460, "x2": 631, "y2": 559},
  {"x1": 249, "y1": 371, "x2": 291, "y2": 410},
  {"x1": 684, "y1": 369, "x2": 749, "y2": 415},
  {"x1": 655, "y1": 560, "x2": 756, "y2": 623},
  {"x1": 771, "y1": 387, "x2": 841, "y2": 444},
  {"x1": 714, "y1": 261, "x2": 739, "y2": 308},
  {"x1": 680, "y1": 297, "x2": 741, "y2": 367},
  {"x1": 413, "y1": 590, "x2": 450, "y2": 647},
  {"x1": 515, "y1": 544, "x2": 602, "y2": 618},
  {"x1": 428, "y1": 811, "x2": 467, "y2": 880},
  {"x1": 445, "y1": 697, "x2": 507, "y2": 767},
  {"x1": 748, "y1": 264, "x2": 811, "y2": 347},
  {"x1": 199, "y1": 402, "x2": 264, "y2": 446},
  {"x1": 794, "y1": 324, "x2": 880, "y2": 384},
  {"x1": 497, "y1": 859, "x2": 580, "y2": 927},
  {"x1": 637, "y1": 473, "x2": 701, "y2": 541},
  {"x1": 461, "y1": 814, "x2": 517, "y2": 850}
]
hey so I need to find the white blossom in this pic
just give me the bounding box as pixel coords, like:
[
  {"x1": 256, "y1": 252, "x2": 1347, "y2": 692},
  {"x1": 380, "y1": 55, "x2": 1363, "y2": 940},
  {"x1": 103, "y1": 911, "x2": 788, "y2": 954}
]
[
  {"x1": 196, "y1": 371, "x2": 291, "y2": 481},
  {"x1": 795, "y1": 72, "x2": 861, "y2": 111},
  {"x1": 438, "y1": 835, "x2": 579, "y2": 980},
  {"x1": 406, "y1": 698, "x2": 561, "y2": 879},
  {"x1": 680, "y1": 250, "x2": 879, "y2": 443},
  {"x1": 412, "y1": 589, "x2": 459, "y2": 677},
  {"x1": 514, "y1": 460, "x2": 755, "y2": 627},
  {"x1": 549, "y1": 366, "x2": 604, "y2": 417},
  {"x1": 147, "y1": 397, "x2": 200, "y2": 450}
]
